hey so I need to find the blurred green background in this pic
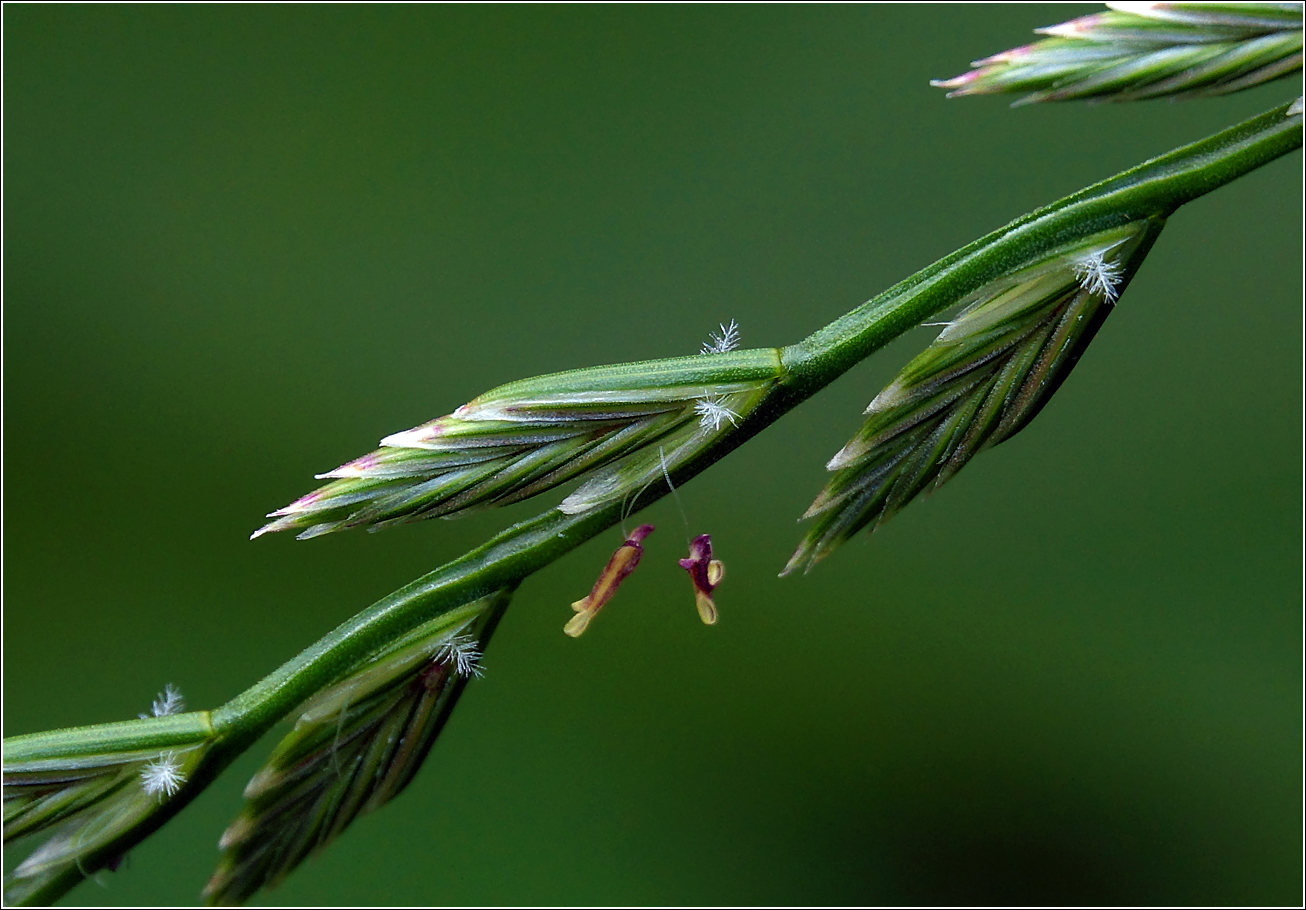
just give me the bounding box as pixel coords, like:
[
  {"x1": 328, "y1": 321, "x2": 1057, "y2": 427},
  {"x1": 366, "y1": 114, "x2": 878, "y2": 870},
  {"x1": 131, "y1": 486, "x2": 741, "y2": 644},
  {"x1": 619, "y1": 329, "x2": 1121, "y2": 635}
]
[{"x1": 4, "y1": 4, "x2": 1301, "y2": 906}]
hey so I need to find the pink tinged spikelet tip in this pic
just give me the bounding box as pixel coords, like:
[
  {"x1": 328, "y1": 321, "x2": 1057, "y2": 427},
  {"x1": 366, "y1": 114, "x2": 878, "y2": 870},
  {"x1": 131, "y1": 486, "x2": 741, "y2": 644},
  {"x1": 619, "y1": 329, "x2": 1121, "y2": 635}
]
[
  {"x1": 381, "y1": 421, "x2": 445, "y2": 449},
  {"x1": 270, "y1": 490, "x2": 323, "y2": 517},
  {"x1": 251, "y1": 515, "x2": 299, "y2": 539},
  {"x1": 1035, "y1": 14, "x2": 1107, "y2": 40},
  {"x1": 317, "y1": 453, "x2": 377, "y2": 480},
  {"x1": 930, "y1": 72, "x2": 979, "y2": 90},
  {"x1": 972, "y1": 44, "x2": 1037, "y2": 67}
]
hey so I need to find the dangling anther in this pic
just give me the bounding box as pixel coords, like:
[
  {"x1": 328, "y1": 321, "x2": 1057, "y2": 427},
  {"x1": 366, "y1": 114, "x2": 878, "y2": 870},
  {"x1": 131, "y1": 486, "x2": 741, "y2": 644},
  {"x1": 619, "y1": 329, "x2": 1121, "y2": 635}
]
[
  {"x1": 565, "y1": 525, "x2": 655, "y2": 637},
  {"x1": 678, "y1": 534, "x2": 724, "y2": 625}
]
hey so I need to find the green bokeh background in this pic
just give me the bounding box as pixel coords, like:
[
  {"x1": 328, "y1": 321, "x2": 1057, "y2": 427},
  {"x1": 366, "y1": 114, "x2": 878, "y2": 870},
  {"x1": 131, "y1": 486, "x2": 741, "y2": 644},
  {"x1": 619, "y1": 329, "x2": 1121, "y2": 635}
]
[{"x1": 4, "y1": 5, "x2": 1301, "y2": 906}]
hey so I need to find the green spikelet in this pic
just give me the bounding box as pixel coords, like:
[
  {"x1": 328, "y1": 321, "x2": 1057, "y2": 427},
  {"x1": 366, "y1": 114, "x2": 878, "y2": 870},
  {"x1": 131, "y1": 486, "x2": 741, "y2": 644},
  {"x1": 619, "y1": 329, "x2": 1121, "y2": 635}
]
[
  {"x1": 254, "y1": 350, "x2": 783, "y2": 540},
  {"x1": 784, "y1": 218, "x2": 1167, "y2": 575},
  {"x1": 203, "y1": 590, "x2": 511, "y2": 906},
  {"x1": 933, "y1": 2, "x2": 1303, "y2": 105},
  {"x1": 3, "y1": 712, "x2": 215, "y2": 905}
]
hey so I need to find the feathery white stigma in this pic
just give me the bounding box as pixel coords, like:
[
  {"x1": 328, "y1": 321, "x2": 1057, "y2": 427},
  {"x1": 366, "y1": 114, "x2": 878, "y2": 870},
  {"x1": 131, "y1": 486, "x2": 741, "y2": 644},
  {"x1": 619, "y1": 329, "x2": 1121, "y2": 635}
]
[
  {"x1": 694, "y1": 397, "x2": 739, "y2": 431},
  {"x1": 140, "y1": 753, "x2": 187, "y2": 799},
  {"x1": 434, "y1": 633, "x2": 484, "y2": 678},
  {"x1": 700, "y1": 319, "x2": 741, "y2": 355},
  {"x1": 1073, "y1": 249, "x2": 1125, "y2": 303},
  {"x1": 141, "y1": 683, "x2": 184, "y2": 719}
]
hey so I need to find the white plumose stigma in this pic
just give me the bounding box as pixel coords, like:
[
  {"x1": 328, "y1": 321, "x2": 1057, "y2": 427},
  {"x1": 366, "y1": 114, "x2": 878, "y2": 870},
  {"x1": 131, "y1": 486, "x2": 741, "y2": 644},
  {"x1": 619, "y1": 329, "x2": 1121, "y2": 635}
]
[
  {"x1": 1073, "y1": 248, "x2": 1125, "y2": 303},
  {"x1": 696, "y1": 320, "x2": 743, "y2": 430},
  {"x1": 435, "y1": 633, "x2": 484, "y2": 678},
  {"x1": 152, "y1": 683, "x2": 185, "y2": 717},
  {"x1": 700, "y1": 319, "x2": 741, "y2": 355},
  {"x1": 694, "y1": 397, "x2": 739, "y2": 431},
  {"x1": 140, "y1": 753, "x2": 187, "y2": 799},
  {"x1": 139, "y1": 683, "x2": 185, "y2": 719}
]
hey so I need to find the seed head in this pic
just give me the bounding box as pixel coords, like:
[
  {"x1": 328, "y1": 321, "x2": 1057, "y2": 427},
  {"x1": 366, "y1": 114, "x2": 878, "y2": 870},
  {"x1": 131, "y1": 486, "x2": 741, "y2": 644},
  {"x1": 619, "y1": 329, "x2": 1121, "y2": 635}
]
[
  {"x1": 785, "y1": 219, "x2": 1163, "y2": 575},
  {"x1": 254, "y1": 348, "x2": 782, "y2": 537},
  {"x1": 932, "y1": 3, "x2": 1304, "y2": 105}
]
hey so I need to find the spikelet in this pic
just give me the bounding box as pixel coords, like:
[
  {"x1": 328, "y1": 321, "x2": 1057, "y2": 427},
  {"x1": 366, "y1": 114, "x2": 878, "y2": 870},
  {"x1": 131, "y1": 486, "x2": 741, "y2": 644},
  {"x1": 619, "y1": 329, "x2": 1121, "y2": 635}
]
[
  {"x1": 203, "y1": 590, "x2": 509, "y2": 905},
  {"x1": 932, "y1": 2, "x2": 1303, "y2": 105},
  {"x1": 254, "y1": 348, "x2": 782, "y2": 540},
  {"x1": 784, "y1": 218, "x2": 1166, "y2": 575},
  {"x1": 3, "y1": 710, "x2": 214, "y2": 904}
]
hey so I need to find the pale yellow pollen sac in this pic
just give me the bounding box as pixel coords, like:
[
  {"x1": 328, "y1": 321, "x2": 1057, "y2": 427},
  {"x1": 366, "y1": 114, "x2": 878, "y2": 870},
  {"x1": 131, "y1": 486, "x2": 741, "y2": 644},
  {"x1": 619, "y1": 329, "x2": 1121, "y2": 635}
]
[
  {"x1": 564, "y1": 525, "x2": 655, "y2": 637},
  {"x1": 707, "y1": 560, "x2": 724, "y2": 586}
]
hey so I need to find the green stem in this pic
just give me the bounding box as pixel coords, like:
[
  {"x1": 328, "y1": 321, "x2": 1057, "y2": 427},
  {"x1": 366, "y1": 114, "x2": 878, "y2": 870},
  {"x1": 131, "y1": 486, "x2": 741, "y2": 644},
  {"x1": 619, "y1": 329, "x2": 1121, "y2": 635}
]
[
  {"x1": 206, "y1": 95, "x2": 1306, "y2": 798},
  {"x1": 9, "y1": 101, "x2": 1300, "y2": 906},
  {"x1": 783, "y1": 101, "x2": 1303, "y2": 393}
]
